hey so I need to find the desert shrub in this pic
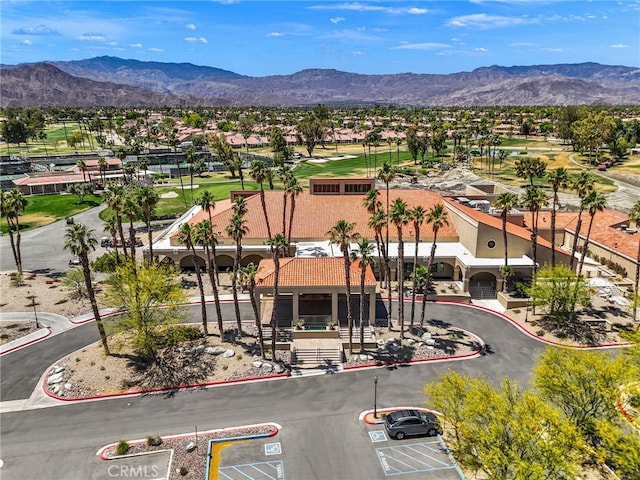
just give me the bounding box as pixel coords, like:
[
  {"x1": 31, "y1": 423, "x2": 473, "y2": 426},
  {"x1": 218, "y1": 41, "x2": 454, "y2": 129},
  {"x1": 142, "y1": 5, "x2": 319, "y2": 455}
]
[
  {"x1": 536, "y1": 330, "x2": 545, "y2": 337},
  {"x1": 115, "y1": 440, "x2": 130, "y2": 456},
  {"x1": 146, "y1": 435, "x2": 163, "y2": 447},
  {"x1": 161, "y1": 325, "x2": 202, "y2": 347}
]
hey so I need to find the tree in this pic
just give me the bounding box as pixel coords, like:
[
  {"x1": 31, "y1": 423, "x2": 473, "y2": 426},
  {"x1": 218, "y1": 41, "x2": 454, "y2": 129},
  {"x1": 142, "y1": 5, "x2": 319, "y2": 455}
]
[
  {"x1": 1, "y1": 189, "x2": 28, "y2": 274},
  {"x1": 237, "y1": 262, "x2": 265, "y2": 359},
  {"x1": 250, "y1": 160, "x2": 273, "y2": 240},
  {"x1": 177, "y1": 223, "x2": 208, "y2": 335},
  {"x1": 276, "y1": 164, "x2": 293, "y2": 237},
  {"x1": 629, "y1": 200, "x2": 640, "y2": 322},
  {"x1": 377, "y1": 162, "x2": 396, "y2": 329},
  {"x1": 136, "y1": 186, "x2": 159, "y2": 263},
  {"x1": 426, "y1": 371, "x2": 583, "y2": 480},
  {"x1": 104, "y1": 261, "x2": 187, "y2": 361},
  {"x1": 521, "y1": 186, "x2": 548, "y2": 278},
  {"x1": 285, "y1": 176, "x2": 303, "y2": 246},
  {"x1": 389, "y1": 198, "x2": 410, "y2": 339},
  {"x1": 414, "y1": 266, "x2": 430, "y2": 329},
  {"x1": 529, "y1": 264, "x2": 591, "y2": 327},
  {"x1": 61, "y1": 267, "x2": 92, "y2": 299},
  {"x1": 185, "y1": 145, "x2": 197, "y2": 205},
  {"x1": 64, "y1": 223, "x2": 110, "y2": 355},
  {"x1": 266, "y1": 233, "x2": 288, "y2": 361},
  {"x1": 122, "y1": 193, "x2": 140, "y2": 260},
  {"x1": 514, "y1": 157, "x2": 547, "y2": 186},
  {"x1": 197, "y1": 191, "x2": 220, "y2": 283},
  {"x1": 296, "y1": 114, "x2": 324, "y2": 157},
  {"x1": 105, "y1": 184, "x2": 128, "y2": 258},
  {"x1": 425, "y1": 203, "x2": 449, "y2": 291},
  {"x1": 576, "y1": 190, "x2": 607, "y2": 280},
  {"x1": 225, "y1": 199, "x2": 248, "y2": 337},
  {"x1": 67, "y1": 182, "x2": 93, "y2": 205},
  {"x1": 493, "y1": 192, "x2": 519, "y2": 291},
  {"x1": 269, "y1": 126, "x2": 292, "y2": 163},
  {"x1": 97, "y1": 157, "x2": 108, "y2": 186},
  {"x1": 569, "y1": 172, "x2": 595, "y2": 270},
  {"x1": 327, "y1": 220, "x2": 360, "y2": 354},
  {"x1": 409, "y1": 205, "x2": 426, "y2": 329},
  {"x1": 351, "y1": 238, "x2": 376, "y2": 350},
  {"x1": 405, "y1": 125, "x2": 421, "y2": 164},
  {"x1": 546, "y1": 167, "x2": 569, "y2": 267},
  {"x1": 194, "y1": 219, "x2": 223, "y2": 337},
  {"x1": 103, "y1": 216, "x2": 121, "y2": 264}
]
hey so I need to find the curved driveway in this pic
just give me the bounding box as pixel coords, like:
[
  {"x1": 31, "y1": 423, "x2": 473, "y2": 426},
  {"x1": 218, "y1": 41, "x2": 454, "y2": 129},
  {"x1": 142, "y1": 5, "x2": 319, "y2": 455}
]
[{"x1": 0, "y1": 301, "x2": 545, "y2": 480}]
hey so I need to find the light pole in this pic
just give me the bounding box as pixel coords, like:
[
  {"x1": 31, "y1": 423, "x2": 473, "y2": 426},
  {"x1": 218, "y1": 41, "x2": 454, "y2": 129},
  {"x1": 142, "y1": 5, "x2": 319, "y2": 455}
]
[
  {"x1": 27, "y1": 291, "x2": 39, "y2": 329},
  {"x1": 373, "y1": 375, "x2": 379, "y2": 418}
]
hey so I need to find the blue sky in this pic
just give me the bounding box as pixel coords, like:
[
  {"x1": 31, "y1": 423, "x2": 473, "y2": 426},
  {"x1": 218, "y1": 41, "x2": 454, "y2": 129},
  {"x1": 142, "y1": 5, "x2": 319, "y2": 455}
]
[{"x1": 2, "y1": 1, "x2": 639, "y2": 76}]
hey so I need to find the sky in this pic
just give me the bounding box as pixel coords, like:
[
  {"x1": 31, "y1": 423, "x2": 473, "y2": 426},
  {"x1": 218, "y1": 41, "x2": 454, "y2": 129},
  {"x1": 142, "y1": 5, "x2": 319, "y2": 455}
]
[{"x1": 2, "y1": 1, "x2": 639, "y2": 76}]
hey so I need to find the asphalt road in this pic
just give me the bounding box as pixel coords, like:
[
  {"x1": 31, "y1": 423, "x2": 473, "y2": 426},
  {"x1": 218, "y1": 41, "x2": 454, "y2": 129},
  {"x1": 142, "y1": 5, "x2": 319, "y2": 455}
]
[{"x1": 0, "y1": 302, "x2": 545, "y2": 480}]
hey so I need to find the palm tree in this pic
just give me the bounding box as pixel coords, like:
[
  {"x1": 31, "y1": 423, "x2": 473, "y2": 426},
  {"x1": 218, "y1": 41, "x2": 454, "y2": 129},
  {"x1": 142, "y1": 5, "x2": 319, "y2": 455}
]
[
  {"x1": 185, "y1": 145, "x2": 196, "y2": 205},
  {"x1": 576, "y1": 191, "x2": 607, "y2": 280},
  {"x1": 102, "y1": 216, "x2": 121, "y2": 264},
  {"x1": 629, "y1": 201, "x2": 640, "y2": 321},
  {"x1": 493, "y1": 192, "x2": 519, "y2": 292},
  {"x1": 363, "y1": 189, "x2": 386, "y2": 288},
  {"x1": 285, "y1": 176, "x2": 303, "y2": 246},
  {"x1": 389, "y1": 198, "x2": 410, "y2": 339},
  {"x1": 425, "y1": 203, "x2": 450, "y2": 289},
  {"x1": 1, "y1": 189, "x2": 28, "y2": 274},
  {"x1": 105, "y1": 183, "x2": 128, "y2": 257},
  {"x1": 415, "y1": 265, "x2": 430, "y2": 330},
  {"x1": 266, "y1": 233, "x2": 288, "y2": 361},
  {"x1": 136, "y1": 186, "x2": 159, "y2": 263},
  {"x1": 197, "y1": 191, "x2": 220, "y2": 283},
  {"x1": 327, "y1": 220, "x2": 360, "y2": 354},
  {"x1": 276, "y1": 164, "x2": 293, "y2": 237},
  {"x1": 250, "y1": 160, "x2": 273, "y2": 239},
  {"x1": 177, "y1": 223, "x2": 208, "y2": 335},
  {"x1": 521, "y1": 186, "x2": 548, "y2": 278},
  {"x1": 97, "y1": 157, "x2": 108, "y2": 186},
  {"x1": 225, "y1": 209, "x2": 248, "y2": 338},
  {"x1": 569, "y1": 172, "x2": 595, "y2": 270},
  {"x1": 77, "y1": 159, "x2": 88, "y2": 182},
  {"x1": 64, "y1": 223, "x2": 109, "y2": 355},
  {"x1": 546, "y1": 167, "x2": 569, "y2": 267},
  {"x1": 351, "y1": 238, "x2": 376, "y2": 350},
  {"x1": 377, "y1": 164, "x2": 396, "y2": 327},
  {"x1": 194, "y1": 220, "x2": 224, "y2": 337},
  {"x1": 237, "y1": 263, "x2": 265, "y2": 359},
  {"x1": 409, "y1": 205, "x2": 426, "y2": 329},
  {"x1": 122, "y1": 193, "x2": 140, "y2": 260}
]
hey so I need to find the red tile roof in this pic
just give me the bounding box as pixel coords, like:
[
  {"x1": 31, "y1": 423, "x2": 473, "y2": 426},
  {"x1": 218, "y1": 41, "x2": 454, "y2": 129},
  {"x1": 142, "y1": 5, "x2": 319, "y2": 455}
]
[{"x1": 255, "y1": 257, "x2": 377, "y2": 288}]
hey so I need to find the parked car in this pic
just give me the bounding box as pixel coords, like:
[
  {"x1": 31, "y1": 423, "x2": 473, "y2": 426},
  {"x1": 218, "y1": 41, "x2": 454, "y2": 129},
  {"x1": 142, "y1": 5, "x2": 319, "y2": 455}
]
[
  {"x1": 384, "y1": 409, "x2": 441, "y2": 440},
  {"x1": 68, "y1": 256, "x2": 81, "y2": 266},
  {"x1": 100, "y1": 237, "x2": 114, "y2": 248},
  {"x1": 65, "y1": 216, "x2": 75, "y2": 225},
  {"x1": 597, "y1": 164, "x2": 608, "y2": 171}
]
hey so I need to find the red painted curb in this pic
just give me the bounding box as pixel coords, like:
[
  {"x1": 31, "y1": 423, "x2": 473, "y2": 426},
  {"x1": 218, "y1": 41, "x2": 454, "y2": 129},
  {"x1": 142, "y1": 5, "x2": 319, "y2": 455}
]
[
  {"x1": 44, "y1": 370, "x2": 291, "y2": 402},
  {"x1": 363, "y1": 407, "x2": 437, "y2": 425},
  {"x1": 98, "y1": 423, "x2": 279, "y2": 460},
  {"x1": 433, "y1": 300, "x2": 631, "y2": 350},
  {"x1": 0, "y1": 327, "x2": 52, "y2": 356}
]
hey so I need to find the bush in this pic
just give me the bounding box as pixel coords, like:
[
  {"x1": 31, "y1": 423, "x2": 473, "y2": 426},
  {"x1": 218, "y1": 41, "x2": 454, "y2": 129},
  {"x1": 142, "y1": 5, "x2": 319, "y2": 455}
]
[
  {"x1": 146, "y1": 435, "x2": 163, "y2": 447},
  {"x1": 161, "y1": 325, "x2": 202, "y2": 347},
  {"x1": 536, "y1": 330, "x2": 545, "y2": 337},
  {"x1": 115, "y1": 440, "x2": 130, "y2": 456}
]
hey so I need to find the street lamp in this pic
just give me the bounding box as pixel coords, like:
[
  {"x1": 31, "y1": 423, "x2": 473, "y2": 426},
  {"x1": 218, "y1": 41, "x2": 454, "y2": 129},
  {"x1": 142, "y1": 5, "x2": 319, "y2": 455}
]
[
  {"x1": 27, "y1": 291, "x2": 39, "y2": 329},
  {"x1": 373, "y1": 375, "x2": 379, "y2": 419}
]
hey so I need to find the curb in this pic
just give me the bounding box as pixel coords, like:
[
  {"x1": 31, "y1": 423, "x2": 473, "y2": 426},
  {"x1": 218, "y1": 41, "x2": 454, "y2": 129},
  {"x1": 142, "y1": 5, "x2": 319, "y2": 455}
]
[
  {"x1": 97, "y1": 422, "x2": 280, "y2": 461},
  {"x1": 0, "y1": 327, "x2": 52, "y2": 356},
  {"x1": 359, "y1": 406, "x2": 443, "y2": 425}
]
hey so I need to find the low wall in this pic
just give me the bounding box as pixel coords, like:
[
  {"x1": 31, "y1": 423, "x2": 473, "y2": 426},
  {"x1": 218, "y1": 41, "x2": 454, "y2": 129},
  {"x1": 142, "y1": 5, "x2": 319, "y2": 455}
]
[
  {"x1": 292, "y1": 330, "x2": 340, "y2": 340},
  {"x1": 497, "y1": 292, "x2": 529, "y2": 309}
]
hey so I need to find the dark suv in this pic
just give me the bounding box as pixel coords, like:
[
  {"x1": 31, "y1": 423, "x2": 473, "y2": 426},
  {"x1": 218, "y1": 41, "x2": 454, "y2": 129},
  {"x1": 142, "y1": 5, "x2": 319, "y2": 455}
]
[{"x1": 384, "y1": 409, "x2": 441, "y2": 440}]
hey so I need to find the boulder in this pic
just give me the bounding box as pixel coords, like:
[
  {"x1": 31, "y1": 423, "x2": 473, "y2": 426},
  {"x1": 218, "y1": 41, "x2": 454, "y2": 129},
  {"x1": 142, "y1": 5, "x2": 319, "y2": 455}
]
[
  {"x1": 195, "y1": 345, "x2": 205, "y2": 354},
  {"x1": 53, "y1": 366, "x2": 65, "y2": 374},
  {"x1": 261, "y1": 363, "x2": 273, "y2": 373},
  {"x1": 376, "y1": 339, "x2": 386, "y2": 347},
  {"x1": 223, "y1": 349, "x2": 235, "y2": 358},
  {"x1": 47, "y1": 372, "x2": 64, "y2": 384},
  {"x1": 64, "y1": 383, "x2": 72, "y2": 390},
  {"x1": 407, "y1": 338, "x2": 415, "y2": 346},
  {"x1": 185, "y1": 442, "x2": 196, "y2": 453},
  {"x1": 274, "y1": 363, "x2": 286, "y2": 374},
  {"x1": 421, "y1": 332, "x2": 432, "y2": 341},
  {"x1": 207, "y1": 346, "x2": 226, "y2": 355},
  {"x1": 425, "y1": 339, "x2": 436, "y2": 346},
  {"x1": 252, "y1": 360, "x2": 263, "y2": 368},
  {"x1": 53, "y1": 385, "x2": 60, "y2": 394}
]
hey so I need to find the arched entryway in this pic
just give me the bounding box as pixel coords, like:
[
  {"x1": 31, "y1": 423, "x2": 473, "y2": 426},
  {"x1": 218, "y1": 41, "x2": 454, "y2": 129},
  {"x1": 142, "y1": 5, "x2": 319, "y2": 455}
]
[
  {"x1": 215, "y1": 254, "x2": 235, "y2": 272},
  {"x1": 468, "y1": 272, "x2": 497, "y2": 299},
  {"x1": 179, "y1": 254, "x2": 206, "y2": 271},
  {"x1": 242, "y1": 254, "x2": 265, "y2": 267}
]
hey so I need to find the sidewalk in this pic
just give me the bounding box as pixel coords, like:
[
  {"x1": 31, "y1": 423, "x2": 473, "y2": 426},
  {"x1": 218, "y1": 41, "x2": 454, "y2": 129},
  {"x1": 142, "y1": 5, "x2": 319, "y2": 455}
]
[{"x1": 0, "y1": 312, "x2": 73, "y2": 355}]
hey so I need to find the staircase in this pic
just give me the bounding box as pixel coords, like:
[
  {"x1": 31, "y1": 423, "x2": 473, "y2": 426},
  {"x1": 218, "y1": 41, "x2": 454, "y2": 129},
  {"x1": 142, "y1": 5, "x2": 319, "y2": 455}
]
[{"x1": 468, "y1": 285, "x2": 497, "y2": 299}]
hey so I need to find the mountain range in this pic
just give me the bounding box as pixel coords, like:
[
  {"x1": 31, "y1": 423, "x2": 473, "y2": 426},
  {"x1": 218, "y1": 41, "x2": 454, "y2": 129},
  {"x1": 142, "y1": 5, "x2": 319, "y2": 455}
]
[{"x1": 1, "y1": 56, "x2": 639, "y2": 108}]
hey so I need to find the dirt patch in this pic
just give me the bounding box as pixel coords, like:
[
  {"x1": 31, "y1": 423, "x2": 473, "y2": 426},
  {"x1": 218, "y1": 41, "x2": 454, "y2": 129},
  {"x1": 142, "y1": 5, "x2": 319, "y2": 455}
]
[{"x1": 0, "y1": 321, "x2": 38, "y2": 345}]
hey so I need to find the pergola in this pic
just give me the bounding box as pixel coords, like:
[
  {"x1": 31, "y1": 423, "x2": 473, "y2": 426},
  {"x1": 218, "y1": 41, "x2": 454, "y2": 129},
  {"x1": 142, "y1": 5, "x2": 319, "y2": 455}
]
[{"x1": 254, "y1": 257, "x2": 377, "y2": 328}]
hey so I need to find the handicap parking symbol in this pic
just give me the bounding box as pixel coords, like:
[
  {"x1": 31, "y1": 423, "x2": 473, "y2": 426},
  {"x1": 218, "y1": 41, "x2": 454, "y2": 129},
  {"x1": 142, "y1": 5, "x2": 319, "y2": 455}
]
[
  {"x1": 369, "y1": 431, "x2": 387, "y2": 443},
  {"x1": 265, "y1": 442, "x2": 282, "y2": 456}
]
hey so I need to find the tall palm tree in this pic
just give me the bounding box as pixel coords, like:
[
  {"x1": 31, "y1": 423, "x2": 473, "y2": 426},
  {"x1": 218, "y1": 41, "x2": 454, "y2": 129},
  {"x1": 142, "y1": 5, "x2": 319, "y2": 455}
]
[
  {"x1": 327, "y1": 220, "x2": 360, "y2": 354},
  {"x1": 409, "y1": 205, "x2": 426, "y2": 329},
  {"x1": 546, "y1": 167, "x2": 569, "y2": 267},
  {"x1": 1, "y1": 189, "x2": 28, "y2": 274},
  {"x1": 177, "y1": 223, "x2": 208, "y2": 335},
  {"x1": 103, "y1": 216, "x2": 121, "y2": 264},
  {"x1": 237, "y1": 263, "x2": 265, "y2": 359},
  {"x1": 493, "y1": 192, "x2": 519, "y2": 292},
  {"x1": 185, "y1": 145, "x2": 196, "y2": 205},
  {"x1": 425, "y1": 203, "x2": 450, "y2": 288},
  {"x1": 363, "y1": 190, "x2": 386, "y2": 288},
  {"x1": 569, "y1": 172, "x2": 595, "y2": 270},
  {"x1": 194, "y1": 220, "x2": 224, "y2": 337},
  {"x1": 105, "y1": 183, "x2": 128, "y2": 257},
  {"x1": 377, "y1": 165, "x2": 396, "y2": 327},
  {"x1": 136, "y1": 186, "x2": 159, "y2": 263},
  {"x1": 576, "y1": 191, "x2": 607, "y2": 280},
  {"x1": 351, "y1": 238, "x2": 376, "y2": 350},
  {"x1": 277, "y1": 164, "x2": 293, "y2": 237},
  {"x1": 225, "y1": 209, "x2": 248, "y2": 338},
  {"x1": 521, "y1": 186, "x2": 548, "y2": 278},
  {"x1": 122, "y1": 193, "x2": 140, "y2": 260},
  {"x1": 97, "y1": 157, "x2": 108, "y2": 186},
  {"x1": 266, "y1": 233, "x2": 288, "y2": 361},
  {"x1": 629, "y1": 201, "x2": 640, "y2": 322},
  {"x1": 250, "y1": 160, "x2": 273, "y2": 239},
  {"x1": 389, "y1": 198, "x2": 410, "y2": 339},
  {"x1": 285, "y1": 175, "x2": 303, "y2": 247},
  {"x1": 197, "y1": 191, "x2": 220, "y2": 283},
  {"x1": 64, "y1": 223, "x2": 109, "y2": 355},
  {"x1": 415, "y1": 265, "x2": 430, "y2": 330}
]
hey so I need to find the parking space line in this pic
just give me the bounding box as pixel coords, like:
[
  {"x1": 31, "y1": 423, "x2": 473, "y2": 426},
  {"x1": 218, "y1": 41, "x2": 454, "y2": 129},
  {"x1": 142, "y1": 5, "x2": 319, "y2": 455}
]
[
  {"x1": 402, "y1": 444, "x2": 452, "y2": 467},
  {"x1": 376, "y1": 442, "x2": 459, "y2": 477},
  {"x1": 218, "y1": 461, "x2": 284, "y2": 480}
]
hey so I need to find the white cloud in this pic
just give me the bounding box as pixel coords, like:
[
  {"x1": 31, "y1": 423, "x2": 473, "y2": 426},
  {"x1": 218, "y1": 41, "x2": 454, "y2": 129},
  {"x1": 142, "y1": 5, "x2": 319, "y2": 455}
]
[
  {"x1": 330, "y1": 17, "x2": 345, "y2": 24},
  {"x1": 129, "y1": 43, "x2": 143, "y2": 48},
  {"x1": 446, "y1": 13, "x2": 536, "y2": 29},
  {"x1": 21, "y1": 39, "x2": 33, "y2": 45},
  {"x1": 77, "y1": 32, "x2": 107, "y2": 42},
  {"x1": 392, "y1": 42, "x2": 450, "y2": 50},
  {"x1": 610, "y1": 44, "x2": 629, "y2": 48},
  {"x1": 510, "y1": 42, "x2": 538, "y2": 47},
  {"x1": 108, "y1": 41, "x2": 118, "y2": 46},
  {"x1": 408, "y1": 8, "x2": 428, "y2": 15},
  {"x1": 12, "y1": 25, "x2": 60, "y2": 36},
  {"x1": 309, "y1": 3, "x2": 428, "y2": 15},
  {"x1": 184, "y1": 36, "x2": 208, "y2": 43},
  {"x1": 267, "y1": 32, "x2": 285, "y2": 37},
  {"x1": 148, "y1": 48, "x2": 164, "y2": 52},
  {"x1": 186, "y1": 23, "x2": 196, "y2": 30},
  {"x1": 543, "y1": 47, "x2": 563, "y2": 53},
  {"x1": 352, "y1": 50, "x2": 363, "y2": 56},
  {"x1": 474, "y1": 47, "x2": 488, "y2": 52},
  {"x1": 198, "y1": 37, "x2": 208, "y2": 44}
]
